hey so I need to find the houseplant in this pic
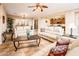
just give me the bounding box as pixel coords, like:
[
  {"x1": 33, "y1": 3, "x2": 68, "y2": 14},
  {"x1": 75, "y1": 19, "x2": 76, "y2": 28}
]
[{"x1": 7, "y1": 17, "x2": 14, "y2": 33}]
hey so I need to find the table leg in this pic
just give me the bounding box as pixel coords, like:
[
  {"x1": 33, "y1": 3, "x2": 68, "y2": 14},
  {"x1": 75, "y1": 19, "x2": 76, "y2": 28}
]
[
  {"x1": 3, "y1": 38, "x2": 6, "y2": 43},
  {"x1": 36, "y1": 39, "x2": 38, "y2": 46},
  {"x1": 13, "y1": 41, "x2": 17, "y2": 51},
  {"x1": 36, "y1": 38, "x2": 41, "y2": 46},
  {"x1": 38, "y1": 38, "x2": 41, "y2": 46},
  {"x1": 18, "y1": 41, "x2": 20, "y2": 47}
]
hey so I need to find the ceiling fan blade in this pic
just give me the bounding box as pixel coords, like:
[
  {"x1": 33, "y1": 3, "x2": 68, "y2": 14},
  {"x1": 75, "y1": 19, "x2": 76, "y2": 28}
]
[
  {"x1": 42, "y1": 5, "x2": 48, "y2": 8},
  {"x1": 33, "y1": 9, "x2": 36, "y2": 11},
  {"x1": 27, "y1": 6, "x2": 36, "y2": 8}
]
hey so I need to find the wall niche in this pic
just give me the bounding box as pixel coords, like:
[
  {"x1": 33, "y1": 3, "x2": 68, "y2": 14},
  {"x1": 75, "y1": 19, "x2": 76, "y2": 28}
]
[{"x1": 50, "y1": 17, "x2": 65, "y2": 24}]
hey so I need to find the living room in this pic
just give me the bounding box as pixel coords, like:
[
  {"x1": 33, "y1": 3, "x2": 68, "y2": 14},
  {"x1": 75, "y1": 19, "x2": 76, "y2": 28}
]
[{"x1": 0, "y1": 3, "x2": 79, "y2": 56}]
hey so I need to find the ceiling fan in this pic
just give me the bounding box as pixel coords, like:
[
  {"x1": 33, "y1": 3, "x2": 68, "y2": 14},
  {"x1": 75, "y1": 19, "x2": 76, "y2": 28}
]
[{"x1": 27, "y1": 3, "x2": 48, "y2": 12}]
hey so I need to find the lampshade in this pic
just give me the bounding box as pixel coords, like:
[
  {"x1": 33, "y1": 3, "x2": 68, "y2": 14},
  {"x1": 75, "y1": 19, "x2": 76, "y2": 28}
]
[{"x1": 69, "y1": 24, "x2": 76, "y2": 28}]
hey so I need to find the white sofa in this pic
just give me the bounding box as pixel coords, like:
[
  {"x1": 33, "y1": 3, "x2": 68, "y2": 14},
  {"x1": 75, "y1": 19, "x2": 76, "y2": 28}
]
[
  {"x1": 39, "y1": 26, "x2": 64, "y2": 42},
  {"x1": 14, "y1": 26, "x2": 34, "y2": 38},
  {"x1": 32, "y1": 38, "x2": 79, "y2": 56}
]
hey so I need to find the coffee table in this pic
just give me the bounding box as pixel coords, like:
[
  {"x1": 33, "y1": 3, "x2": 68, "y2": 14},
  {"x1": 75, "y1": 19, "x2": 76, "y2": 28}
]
[{"x1": 13, "y1": 35, "x2": 41, "y2": 51}]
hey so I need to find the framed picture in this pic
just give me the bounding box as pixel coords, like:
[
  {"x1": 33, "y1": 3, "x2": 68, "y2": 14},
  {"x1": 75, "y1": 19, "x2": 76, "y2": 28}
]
[{"x1": 3, "y1": 16, "x2": 5, "y2": 23}]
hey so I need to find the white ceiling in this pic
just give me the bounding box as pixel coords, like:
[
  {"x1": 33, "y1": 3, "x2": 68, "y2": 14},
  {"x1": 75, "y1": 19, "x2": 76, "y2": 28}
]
[{"x1": 3, "y1": 3, "x2": 79, "y2": 18}]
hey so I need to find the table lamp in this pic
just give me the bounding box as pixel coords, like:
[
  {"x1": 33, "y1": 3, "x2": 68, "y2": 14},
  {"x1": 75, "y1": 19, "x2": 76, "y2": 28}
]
[{"x1": 69, "y1": 24, "x2": 76, "y2": 37}]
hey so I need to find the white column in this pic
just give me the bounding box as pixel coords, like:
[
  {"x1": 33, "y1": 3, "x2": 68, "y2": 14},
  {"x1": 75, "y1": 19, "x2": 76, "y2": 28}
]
[
  {"x1": 65, "y1": 11, "x2": 77, "y2": 35},
  {"x1": 75, "y1": 13, "x2": 79, "y2": 36}
]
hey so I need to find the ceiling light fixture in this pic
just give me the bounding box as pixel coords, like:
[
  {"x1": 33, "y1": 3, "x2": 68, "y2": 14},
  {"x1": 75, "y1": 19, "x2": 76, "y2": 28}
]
[{"x1": 27, "y1": 3, "x2": 48, "y2": 12}]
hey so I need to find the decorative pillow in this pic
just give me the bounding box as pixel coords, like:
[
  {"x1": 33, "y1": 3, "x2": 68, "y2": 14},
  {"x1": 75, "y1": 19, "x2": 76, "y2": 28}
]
[
  {"x1": 48, "y1": 45, "x2": 68, "y2": 56},
  {"x1": 27, "y1": 30, "x2": 31, "y2": 39},
  {"x1": 56, "y1": 39, "x2": 70, "y2": 46}
]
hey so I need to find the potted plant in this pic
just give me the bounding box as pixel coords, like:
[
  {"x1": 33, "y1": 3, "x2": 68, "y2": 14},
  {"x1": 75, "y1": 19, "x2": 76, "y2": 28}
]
[{"x1": 7, "y1": 17, "x2": 13, "y2": 33}]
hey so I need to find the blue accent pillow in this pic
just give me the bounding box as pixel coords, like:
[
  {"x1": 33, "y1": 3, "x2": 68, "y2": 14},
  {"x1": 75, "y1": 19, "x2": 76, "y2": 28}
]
[{"x1": 27, "y1": 30, "x2": 30, "y2": 37}]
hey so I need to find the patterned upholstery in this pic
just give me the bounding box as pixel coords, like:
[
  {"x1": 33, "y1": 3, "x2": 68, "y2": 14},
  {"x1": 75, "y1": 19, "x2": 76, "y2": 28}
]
[{"x1": 48, "y1": 45, "x2": 68, "y2": 56}]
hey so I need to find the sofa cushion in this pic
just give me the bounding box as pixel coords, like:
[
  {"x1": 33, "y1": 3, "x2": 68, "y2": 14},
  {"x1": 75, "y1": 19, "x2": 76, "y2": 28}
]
[{"x1": 56, "y1": 39, "x2": 70, "y2": 46}]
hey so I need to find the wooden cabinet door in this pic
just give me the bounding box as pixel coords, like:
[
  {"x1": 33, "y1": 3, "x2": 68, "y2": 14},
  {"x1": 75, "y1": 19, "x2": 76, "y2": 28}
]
[{"x1": 34, "y1": 20, "x2": 38, "y2": 29}]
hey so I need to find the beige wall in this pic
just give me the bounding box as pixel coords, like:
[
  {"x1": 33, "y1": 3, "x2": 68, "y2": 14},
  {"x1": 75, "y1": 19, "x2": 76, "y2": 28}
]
[{"x1": 0, "y1": 5, "x2": 7, "y2": 44}]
